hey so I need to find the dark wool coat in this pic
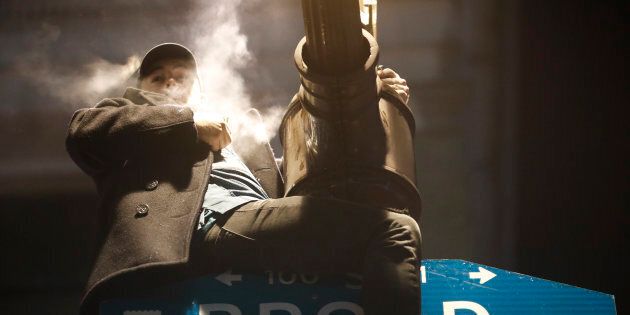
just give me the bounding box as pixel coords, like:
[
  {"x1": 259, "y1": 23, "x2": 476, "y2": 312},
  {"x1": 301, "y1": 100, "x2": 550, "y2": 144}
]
[{"x1": 66, "y1": 88, "x2": 283, "y2": 314}]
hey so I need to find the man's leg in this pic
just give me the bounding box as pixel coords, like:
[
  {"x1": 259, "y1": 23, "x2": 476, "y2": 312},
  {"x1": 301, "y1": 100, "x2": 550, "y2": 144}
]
[{"x1": 195, "y1": 196, "x2": 421, "y2": 315}]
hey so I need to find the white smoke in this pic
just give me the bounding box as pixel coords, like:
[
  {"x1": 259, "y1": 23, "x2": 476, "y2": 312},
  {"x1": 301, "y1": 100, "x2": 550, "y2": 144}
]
[
  {"x1": 186, "y1": 0, "x2": 283, "y2": 144},
  {"x1": 80, "y1": 56, "x2": 141, "y2": 98},
  {"x1": 16, "y1": 1, "x2": 285, "y2": 143},
  {"x1": 15, "y1": 22, "x2": 140, "y2": 107}
]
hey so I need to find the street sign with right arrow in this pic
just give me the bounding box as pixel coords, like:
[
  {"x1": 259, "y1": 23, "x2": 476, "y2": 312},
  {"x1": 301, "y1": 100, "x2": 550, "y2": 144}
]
[
  {"x1": 421, "y1": 260, "x2": 617, "y2": 315},
  {"x1": 468, "y1": 266, "x2": 496, "y2": 284},
  {"x1": 101, "y1": 260, "x2": 617, "y2": 315}
]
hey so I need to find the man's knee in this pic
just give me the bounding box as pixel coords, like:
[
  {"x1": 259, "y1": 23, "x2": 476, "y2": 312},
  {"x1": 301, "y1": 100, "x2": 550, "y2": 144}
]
[{"x1": 384, "y1": 212, "x2": 422, "y2": 252}]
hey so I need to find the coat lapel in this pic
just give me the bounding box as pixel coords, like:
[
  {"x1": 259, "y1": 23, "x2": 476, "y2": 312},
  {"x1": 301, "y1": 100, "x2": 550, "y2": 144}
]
[{"x1": 122, "y1": 88, "x2": 283, "y2": 198}]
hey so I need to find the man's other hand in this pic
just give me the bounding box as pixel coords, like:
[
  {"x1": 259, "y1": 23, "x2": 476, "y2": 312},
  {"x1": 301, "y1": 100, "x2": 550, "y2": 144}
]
[
  {"x1": 193, "y1": 112, "x2": 232, "y2": 151},
  {"x1": 377, "y1": 67, "x2": 410, "y2": 105}
]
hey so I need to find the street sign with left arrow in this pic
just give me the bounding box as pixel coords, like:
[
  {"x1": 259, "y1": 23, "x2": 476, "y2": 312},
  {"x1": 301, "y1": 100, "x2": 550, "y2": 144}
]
[
  {"x1": 101, "y1": 260, "x2": 617, "y2": 315},
  {"x1": 214, "y1": 269, "x2": 242, "y2": 287}
]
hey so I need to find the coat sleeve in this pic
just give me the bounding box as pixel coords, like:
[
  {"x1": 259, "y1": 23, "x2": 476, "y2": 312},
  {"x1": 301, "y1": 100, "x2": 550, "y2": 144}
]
[{"x1": 66, "y1": 97, "x2": 198, "y2": 177}]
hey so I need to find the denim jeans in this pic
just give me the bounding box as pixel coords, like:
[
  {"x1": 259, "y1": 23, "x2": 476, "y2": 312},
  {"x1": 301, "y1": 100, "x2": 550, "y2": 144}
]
[{"x1": 192, "y1": 196, "x2": 421, "y2": 315}]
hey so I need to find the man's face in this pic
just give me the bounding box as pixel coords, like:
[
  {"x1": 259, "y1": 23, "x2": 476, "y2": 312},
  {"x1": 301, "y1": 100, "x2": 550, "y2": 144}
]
[{"x1": 139, "y1": 58, "x2": 195, "y2": 104}]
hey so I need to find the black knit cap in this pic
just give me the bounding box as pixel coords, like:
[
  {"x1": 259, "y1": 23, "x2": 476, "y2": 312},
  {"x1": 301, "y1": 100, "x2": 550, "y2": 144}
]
[{"x1": 139, "y1": 43, "x2": 197, "y2": 78}]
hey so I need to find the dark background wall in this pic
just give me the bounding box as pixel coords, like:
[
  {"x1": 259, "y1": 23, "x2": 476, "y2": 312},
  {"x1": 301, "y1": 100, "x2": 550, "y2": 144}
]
[
  {"x1": 0, "y1": 0, "x2": 626, "y2": 313},
  {"x1": 516, "y1": 0, "x2": 627, "y2": 309}
]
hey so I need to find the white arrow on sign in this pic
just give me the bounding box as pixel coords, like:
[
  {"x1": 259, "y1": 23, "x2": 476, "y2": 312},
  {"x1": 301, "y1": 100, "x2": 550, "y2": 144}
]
[
  {"x1": 469, "y1": 267, "x2": 496, "y2": 284},
  {"x1": 215, "y1": 269, "x2": 242, "y2": 286}
]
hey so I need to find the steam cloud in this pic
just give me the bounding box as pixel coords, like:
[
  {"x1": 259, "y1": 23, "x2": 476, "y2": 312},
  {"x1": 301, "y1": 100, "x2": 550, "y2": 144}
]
[
  {"x1": 15, "y1": 22, "x2": 141, "y2": 107},
  {"x1": 185, "y1": 0, "x2": 284, "y2": 145},
  {"x1": 16, "y1": 0, "x2": 285, "y2": 145}
]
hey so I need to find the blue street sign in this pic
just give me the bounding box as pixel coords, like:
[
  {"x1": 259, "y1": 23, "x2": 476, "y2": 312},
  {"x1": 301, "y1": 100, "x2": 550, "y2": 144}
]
[
  {"x1": 101, "y1": 260, "x2": 616, "y2": 315},
  {"x1": 102, "y1": 270, "x2": 362, "y2": 315},
  {"x1": 421, "y1": 260, "x2": 616, "y2": 315}
]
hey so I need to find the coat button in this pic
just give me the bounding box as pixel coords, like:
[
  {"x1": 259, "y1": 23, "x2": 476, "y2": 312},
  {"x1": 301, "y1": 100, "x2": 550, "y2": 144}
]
[
  {"x1": 145, "y1": 179, "x2": 159, "y2": 190},
  {"x1": 136, "y1": 204, "x2": 149, "y2": 216}
]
